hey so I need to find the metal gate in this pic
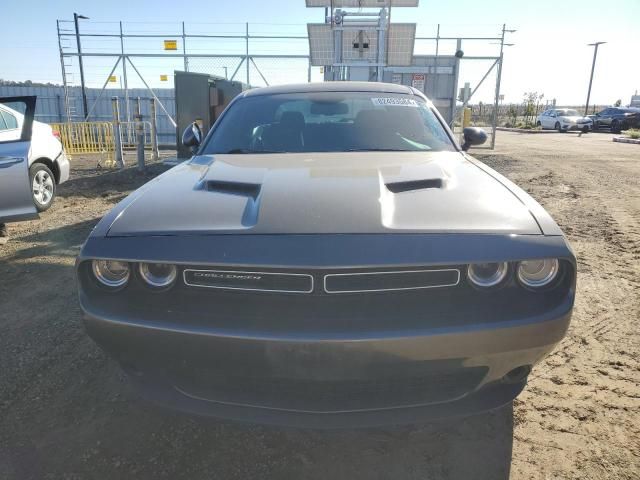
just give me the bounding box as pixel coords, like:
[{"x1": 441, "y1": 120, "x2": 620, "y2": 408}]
[{"x1": 51, "y1": 121, "x2": 116, "y2": 165}]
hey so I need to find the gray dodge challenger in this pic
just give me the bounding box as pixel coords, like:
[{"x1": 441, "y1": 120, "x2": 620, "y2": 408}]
[{"x1": 77, "y1": 82, "x2": 575, "y2": 427}]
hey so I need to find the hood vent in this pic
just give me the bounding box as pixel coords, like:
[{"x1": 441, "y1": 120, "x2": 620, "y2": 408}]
[
  {"x1": 206, "y1": 180, "x2": 262, "y2": 200},
  {"x1": 385, "y1": 178, "x2": 444, "y2": 194}
]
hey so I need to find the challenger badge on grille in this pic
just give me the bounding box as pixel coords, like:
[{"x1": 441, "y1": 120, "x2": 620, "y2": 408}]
[{"x1": 183, "y1": 269, "x2": 314, "y2": 293}]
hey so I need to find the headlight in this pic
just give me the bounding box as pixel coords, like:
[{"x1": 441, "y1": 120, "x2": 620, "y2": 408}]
[
  {"x1": 467, "y1": 262, "x2": 509, "y2": 288},
  {"x1": 517, "y1": 259, "x2": 559, "y2": 288},
  {"x1": 92, "y1": 259, "x2": 130, "y2": 288},
  {"x1": 138, "y1": 263, "x2": 177, "y2": 289}
]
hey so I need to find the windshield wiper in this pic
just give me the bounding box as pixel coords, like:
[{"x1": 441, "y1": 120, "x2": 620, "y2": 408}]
[{"x1": 223, "y1": 148, "x2": 284, "y2": 154}]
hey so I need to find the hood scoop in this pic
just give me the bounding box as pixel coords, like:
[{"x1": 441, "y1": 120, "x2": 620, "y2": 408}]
[
  {"x1": 206, "y1": 180, "x2": 262, "y2": 200},
  {"x1": 385, "y1": 178, "x2": 445, "y2": 193}
]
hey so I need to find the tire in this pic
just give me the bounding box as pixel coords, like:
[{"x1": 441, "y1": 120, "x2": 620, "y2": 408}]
[
  {"x1": 30, "y1": 163, "x2": 56, "y2": 212},
  {"x1": 611, "y1": 120, "x2": 621, "y2": 134},
  {"x1": 555, "y1": 122, "x2": 562, "y2": 132}
]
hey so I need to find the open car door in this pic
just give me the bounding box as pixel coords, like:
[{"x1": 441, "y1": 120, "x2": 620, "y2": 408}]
[{"x1": 0, "y1": 96, "x2": 38, "y2": 223}]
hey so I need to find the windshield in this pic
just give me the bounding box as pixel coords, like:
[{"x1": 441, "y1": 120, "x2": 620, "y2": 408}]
[
  {"x1": 201, "y1": 91, "x2": 456, "y2": 154},
  {"x1": 558, "y1": 109, "x2": 580, "y2": 116}
]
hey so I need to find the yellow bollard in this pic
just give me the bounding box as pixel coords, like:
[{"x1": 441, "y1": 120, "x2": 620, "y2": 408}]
[{"x1": 463, "y1": 107, "x2": 472, "y2": 128}]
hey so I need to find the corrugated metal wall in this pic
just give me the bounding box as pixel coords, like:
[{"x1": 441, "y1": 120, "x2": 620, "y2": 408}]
[{"x1": 0, "y1": 85, "x2": 176, "y2": 145}]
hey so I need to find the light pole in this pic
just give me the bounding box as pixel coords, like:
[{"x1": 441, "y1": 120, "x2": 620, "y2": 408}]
[
  {"x1": 585, "y1": 41, "x2": 606, "y2": 116},
  {"x1": 74, "y1": 13, "x2": 90, "y2": 120},
  {"x1": 490, "y1": 25, "x2": 516, "y2": 149}
]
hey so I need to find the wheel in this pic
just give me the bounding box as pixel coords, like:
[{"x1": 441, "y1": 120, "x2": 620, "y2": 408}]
[
  {"x1": 611, "y1": 120, "x2": 621, "y2": 134},
  {"x1": 555, "y1": 121, "x2": 562, "y2": 132},
  {"x1": 30, "y1": 163, "x2": 56, "y2": 212}
]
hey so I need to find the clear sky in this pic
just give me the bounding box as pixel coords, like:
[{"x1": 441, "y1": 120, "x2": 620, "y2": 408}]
[{"x1": 2, "y1": 0, "x2": 638, "y2": 106}]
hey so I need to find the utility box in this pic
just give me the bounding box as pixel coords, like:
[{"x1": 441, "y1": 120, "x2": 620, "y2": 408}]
[
  {"x1": 383, "y1": 55, "x2": 460, "y2": 124},
  {"x1": 174, "y1": 71, "x2": 245, "y2": 159}
]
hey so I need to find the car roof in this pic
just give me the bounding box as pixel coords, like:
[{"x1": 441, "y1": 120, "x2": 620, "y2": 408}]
[
  {"x1": 0, "y1": 104, "x2": 23, "y2": 117},
  {"x1": 241, "y1": 81, "x2": 416, "y2": 98}
]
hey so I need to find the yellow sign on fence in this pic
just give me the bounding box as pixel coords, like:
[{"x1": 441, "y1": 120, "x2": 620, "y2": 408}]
[
  {"x1": 108, "y1": 75, "x2": 117, "y2": 83},
  {"x1": 160, "y1": 74, "x2": 168, "y2": 81},
  {"x1": 164, "y1": 40, "x2": 177, "y2": 50},
  {"x1": 51, "y1": 122, "x2": 116, "y2": 167}
]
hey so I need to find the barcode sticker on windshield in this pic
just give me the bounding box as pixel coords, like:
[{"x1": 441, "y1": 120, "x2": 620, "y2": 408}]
[{"x1": 371, "y1": 97, "x2": 419, "y2": 107}]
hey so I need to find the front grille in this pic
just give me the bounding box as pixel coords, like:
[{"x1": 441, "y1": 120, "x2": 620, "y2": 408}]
[
  {"x1": 324, "y1": 268, "x2": 460, "y2": 293},
  {"x1": 183, "y1": 269, "x2": 313, "y2": 293},
  {"x1": 181, "y1": 266, "x2": 461, "y2": 295},
  {"x1": 176, "y1": 367, "x2": 488, "y2": 412}
]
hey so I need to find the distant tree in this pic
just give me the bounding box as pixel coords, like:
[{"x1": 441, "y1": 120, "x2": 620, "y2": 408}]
[
  {"x1": 507, "y1": 104, "x2": 519, "y2": 127},
  {"x1": 523, "y1": 91, "x2": 544, "y2": 127},
  {"x1": 614, "y1": 99, "x2": 622, "y2": 107},
  {"x1": 0, "y1": 78, "x2": 62, "y2": 87}
]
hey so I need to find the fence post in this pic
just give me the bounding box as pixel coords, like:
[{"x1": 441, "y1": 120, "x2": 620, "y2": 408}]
[
  {"x1": 56, "y1": 94, "x2": 63, "y2": 122},
  {"x1": 149, "y1": 97, "x2": 159, "y2": 162},
  {"x1": 111, "y1": 96, "x2": 124, "y2": 169},
  {"x1": 135, "y1": 97, "x2": 145, "y2": 172}
]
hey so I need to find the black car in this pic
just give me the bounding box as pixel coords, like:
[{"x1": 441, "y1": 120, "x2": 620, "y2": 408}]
[{"x1": 591, "y1": 107, "x2": 640, "y2": 133}]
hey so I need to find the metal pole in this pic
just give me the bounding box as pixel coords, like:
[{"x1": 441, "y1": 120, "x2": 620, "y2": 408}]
[
  {"x1": 585, "y1": 42, "x2": 605, "y2": 116},
  {"x1": 74, "y1": 13, "x2": 89, "y2": 119},
  {"x1": 466, "y1": 58, "x2": 499, "y2": 104},
  {"x1": 135, "y1": 97, "x2": 145, "y2": 172},
  {"x1": 111, "y1": 96, "x2": 124, "y2": 169},
  {"x1": 433, "y1": 24, "x2": 440, "y2": 99},
  {"x1": 250, "y1": 57, "x2": 269, "y2": 86},
  {"x1": 126, "y1": 57, "x2": 177, "y2": 128},
  {"x1": 85, "y1": 56, "x2": 122, "y2": 120},
  {"x1": 120, "y1": 22, "x2": 130, "y2": 124},
  {"x1": 490, "y1": 24, "x2": 506, "y2": 149},
  {"x1": 451, "y1": 38, "x2": 461, "y2": 129},
  {"x1": 149, "y1": 97, "x2": 159, "y2": 161},
  {"x1": 182, "y1": 21, "x2": 188, "y2": 71},
  {"x1": 230, "y1": 58, "x2": 245, "y2": 81},
  {"x1": 56, "y1": 94, "x2": 63, "y2": 122},
  {"x1": 224, "y1": 67, "x2": 228, "y2": 79},
  {"x1": 246, "y1": 23, "x2": 250, "y2": 86},
  {"x1": 376, "y1": 8, "x2": 386, "y2": 81}
]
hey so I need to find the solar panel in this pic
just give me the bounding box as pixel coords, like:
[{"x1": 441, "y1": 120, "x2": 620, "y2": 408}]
[
  {"x1": 306, "y1": 0, "x2": 419, "y2": 6},
  {"x1": 387, "y1": 23, "x2": 416, "y2": 66},
  {"x1": 308, "y1": 21, "x2": 416, "y2": 67},
  {"x1": 307, "y1": 24, "x2": 334, "y2": 66}
]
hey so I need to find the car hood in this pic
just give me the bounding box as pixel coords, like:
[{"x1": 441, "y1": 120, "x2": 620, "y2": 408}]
[{"x1": 105, "y1": 152, "x2": 542, "y2": 236}]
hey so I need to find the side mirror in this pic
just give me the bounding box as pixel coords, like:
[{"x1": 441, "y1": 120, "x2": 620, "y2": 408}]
[
  {"x1": 461, "y1": 127, "x2": 487, "y2": 151},
  {"x1": 182, "y1": 122, "x2": 202, "y2": 150}
]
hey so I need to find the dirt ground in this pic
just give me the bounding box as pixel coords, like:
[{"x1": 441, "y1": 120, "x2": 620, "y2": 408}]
[{"x1": 0, "y1": 133, "x2": 638, "y2": 479}]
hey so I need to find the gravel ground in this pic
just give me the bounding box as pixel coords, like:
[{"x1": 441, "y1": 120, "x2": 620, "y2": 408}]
[{"x1": 0, "y1": 133, "x2": 638, "y2": 479}]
